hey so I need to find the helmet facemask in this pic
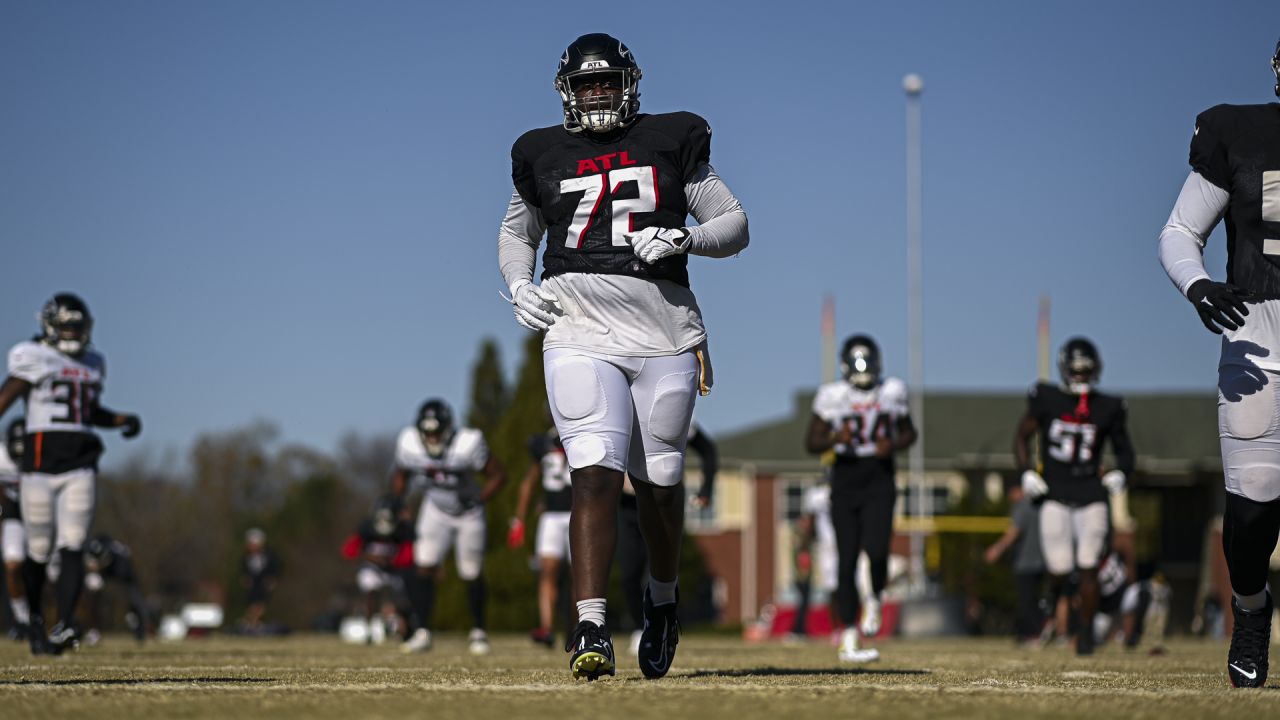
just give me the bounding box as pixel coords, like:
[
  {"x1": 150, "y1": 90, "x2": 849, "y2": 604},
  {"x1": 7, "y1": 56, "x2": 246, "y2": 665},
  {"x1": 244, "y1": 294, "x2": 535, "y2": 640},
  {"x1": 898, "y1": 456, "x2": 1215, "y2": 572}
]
[
  {"x1": 40, "y1": 301, "x2": 92, "y2": 357},
  {"x1": 373, "y1": 508, "x2": 396, "y2": 537},
  {"x1": 557, "y1": 67, "x2": 640, "y2": 133},
  {"x1": 1273, "y1": 40, "x2": 1280, "y2": 97},
  {"x1": 840, "y1": 339, "x2": 882, "y2": 391},
  {"x1": 418, "y1": 416, "x2": 452, "y2": 457},
  {"x1": 1058, "y1": 340, "x2": 1101, "y2": 394}
]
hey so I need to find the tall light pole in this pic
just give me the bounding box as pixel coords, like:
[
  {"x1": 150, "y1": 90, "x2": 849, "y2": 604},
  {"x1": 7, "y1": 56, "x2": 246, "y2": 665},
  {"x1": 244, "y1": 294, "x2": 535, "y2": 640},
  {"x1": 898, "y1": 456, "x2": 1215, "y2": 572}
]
[{"x1": 903, "y1": 73, "x2": 926, "y2": 594}]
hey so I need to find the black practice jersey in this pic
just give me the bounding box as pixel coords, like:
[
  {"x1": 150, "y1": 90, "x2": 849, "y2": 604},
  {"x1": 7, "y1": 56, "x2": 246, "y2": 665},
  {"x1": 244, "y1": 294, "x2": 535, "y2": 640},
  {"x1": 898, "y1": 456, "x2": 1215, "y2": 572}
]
[
  {"x1": 1190, "y1": 103, "x2": 1280, "y2": 296},
  {"x1": 528, "y1": 431, "x2": 572, "y2": 513},
  {"x1": 1027, "y1": 383, "x2": 1134, "y2": 506},
  {"x1": 511, "y1": 112, "x2": 712, "y2": 287},
  {"x1": 357, "y1": 518, "x2": 414, "y2": 567}
]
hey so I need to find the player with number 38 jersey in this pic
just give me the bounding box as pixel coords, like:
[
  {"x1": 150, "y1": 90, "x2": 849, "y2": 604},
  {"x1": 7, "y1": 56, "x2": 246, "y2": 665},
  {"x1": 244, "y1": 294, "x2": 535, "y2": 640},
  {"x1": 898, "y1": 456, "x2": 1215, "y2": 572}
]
[{"x1": 0, "y1": 293, "x2": 141, "y2": 656}]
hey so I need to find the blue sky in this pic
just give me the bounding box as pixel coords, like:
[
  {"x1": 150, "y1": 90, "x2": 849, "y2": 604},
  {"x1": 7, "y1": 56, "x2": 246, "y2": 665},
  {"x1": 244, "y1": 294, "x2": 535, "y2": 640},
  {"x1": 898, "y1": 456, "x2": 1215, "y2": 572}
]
[{"x1": 1, "y1": 0, "x2": 1277, "y2": 465}]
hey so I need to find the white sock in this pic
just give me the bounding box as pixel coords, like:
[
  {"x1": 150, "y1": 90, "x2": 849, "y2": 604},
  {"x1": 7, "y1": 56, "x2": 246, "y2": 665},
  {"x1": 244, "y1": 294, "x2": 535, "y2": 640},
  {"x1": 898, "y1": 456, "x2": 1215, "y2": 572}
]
[
  {"x1": 1235, "y1": 587, "x2": 1269, "y2": 612},
  {"x1": 576, "y1": 598, "x2": 606, "y2": 627},
  {"x1": 649, "y1": 577, "x2": 677, "y2": 606},
  {"x1": 10, "y1": 597, "x2": 29, "y2": 625}
]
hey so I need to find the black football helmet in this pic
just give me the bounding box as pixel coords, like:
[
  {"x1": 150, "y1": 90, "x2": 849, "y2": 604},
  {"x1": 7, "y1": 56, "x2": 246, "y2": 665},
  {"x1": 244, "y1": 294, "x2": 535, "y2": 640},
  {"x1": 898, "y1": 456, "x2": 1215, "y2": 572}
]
[
  {"x1": 840, "y1": 335, "x2": 882, "y2": 390},
  {"x1": 39, "y1": 293, "x2": 93, "y2": 357},
  {"x1": 1273, "y1": 38, "x2": 1279, "y2": 97},
  {"x1": 555, "y1": 33, "x2": 641, "y2": 134},
  {"x1": 1058, "y1": 337, "x2": 1101, "y2": 392},
  {"x1": 371, "y1": 495, "x2": 402, "y2": 536},
  {"x1": 5, "y1": 419, "x2": 23, "y2": 463},
  {"x1": 416, "y1": 399, "x2": 455, "y2": 456}
]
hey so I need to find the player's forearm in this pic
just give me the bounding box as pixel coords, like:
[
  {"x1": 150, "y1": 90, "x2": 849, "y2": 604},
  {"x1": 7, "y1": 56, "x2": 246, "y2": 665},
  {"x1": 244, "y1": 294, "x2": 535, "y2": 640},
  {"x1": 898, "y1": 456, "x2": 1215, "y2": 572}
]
[
  {"x1": 1158, "y1": 172, "x2": 1227, "y2": 297},
  {"x1": 0, "y1": 376, "x2": 31, "y2": 418},
  {"x1": 88, "y1": 404, "x2": 127, "y2": 428},
  {"x1": 684, "y1": 165, "x2": 749, "y2": 258},
  {"x1": 498, "y1": 191, "x2": 546, "y2": 289}
]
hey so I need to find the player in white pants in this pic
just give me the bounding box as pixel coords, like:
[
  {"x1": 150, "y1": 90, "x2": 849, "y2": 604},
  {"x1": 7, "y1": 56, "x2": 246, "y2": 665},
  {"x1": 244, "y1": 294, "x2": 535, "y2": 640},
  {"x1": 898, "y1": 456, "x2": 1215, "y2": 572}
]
[
  {"x1": 510, "y1": 427, "x2": 574, "y2": 647},
  {"x1": 0, "y1": 294, "x2": 141, "y2": 655},
  {"x1": 499, "y1": 34, "x2": 749, "y2": 683},
  {"x1": 390, "y1": 399, "x2": 505, "y2": 655}
]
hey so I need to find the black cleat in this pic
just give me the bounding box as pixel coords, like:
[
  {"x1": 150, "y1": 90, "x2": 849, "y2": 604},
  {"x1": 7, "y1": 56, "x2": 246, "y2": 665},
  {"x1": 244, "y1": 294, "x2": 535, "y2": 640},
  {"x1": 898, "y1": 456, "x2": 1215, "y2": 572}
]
[
  {"x1": 8, "y1": 623, "x2": 29, "y2": 642},
  {"x1": 48, "y1": 621, "x2": 79, "y2": 654},
  {"x1": 530, "y1": 627, "x2": 555, "y2": 649},
  {"x1": 638, "y1": 586, "x2": 680, "y2": 679},
  {"x1": 567, "y1": 621, "x2": 615, "y2": 681},
  {"x1": 1228, "y1": 593, "x2": 1272, "y2": 688},
  {"x1": 1076, "y1": 626, "x2": 1095, "y2": 656},
  {"x1": 26, "y1": 616, "x2": 57, "y2": 656}
]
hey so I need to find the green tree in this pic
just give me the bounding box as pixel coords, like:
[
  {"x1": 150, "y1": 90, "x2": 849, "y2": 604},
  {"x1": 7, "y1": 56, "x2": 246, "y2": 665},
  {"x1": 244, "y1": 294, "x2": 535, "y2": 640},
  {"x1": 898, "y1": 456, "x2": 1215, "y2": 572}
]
[{"x1": 466, "y1": 338, "x2": 509, "y2": 439}]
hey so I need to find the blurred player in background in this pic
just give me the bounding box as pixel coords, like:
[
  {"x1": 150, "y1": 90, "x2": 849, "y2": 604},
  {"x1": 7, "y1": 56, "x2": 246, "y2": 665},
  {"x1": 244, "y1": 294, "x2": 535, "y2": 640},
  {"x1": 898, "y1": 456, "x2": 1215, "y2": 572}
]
[
  {"x1": 342, "y1": 495, "x2": 414, "y2": 643},
  {"x1": 391, "y1": 399, "x2": 506, "y2": 655},
  {"x1": 81, "y1": 533, "x2": 148, "y2": 645},
  {"x1": 983, "y1": 480, "x2": 1046, "y2": 646},
  {"x1": 1014, "y1": 338, "x2": 1134, "y2": 656},
  {"x1": 806, "y1": 335, "x2": 917, "y2": 663},
  {"x1": 240, "y1": 527, "x2": 279, "y2": 632},
  {"x1": 0, "y1": 293, "x2": 142, "y2": 655},
  {"x1": 498, "y1": 32, "x2": 748, "y2": 680},
  {"x1": 510, "y1": 427, "x2": 573, "y2": 648},
  {"x1": 1157, "y1": 38, "x2": 1280, "y2": 688},
  {"x1": 2, "y1": 419, "x2": 28, "y2": 639},
  {"x1": 615, "y1": 420, "x2": 717, "y2": 654},
  {"x1": 791, "y1": 480, "x2": 837, "y2": 639}
]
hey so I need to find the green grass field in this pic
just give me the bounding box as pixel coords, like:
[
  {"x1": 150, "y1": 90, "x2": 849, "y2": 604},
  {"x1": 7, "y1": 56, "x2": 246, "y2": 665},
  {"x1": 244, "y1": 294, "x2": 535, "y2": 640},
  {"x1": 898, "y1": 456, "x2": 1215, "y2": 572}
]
[{"x1": 1, "y1": 634, "x2": 1276, "y2": 719}]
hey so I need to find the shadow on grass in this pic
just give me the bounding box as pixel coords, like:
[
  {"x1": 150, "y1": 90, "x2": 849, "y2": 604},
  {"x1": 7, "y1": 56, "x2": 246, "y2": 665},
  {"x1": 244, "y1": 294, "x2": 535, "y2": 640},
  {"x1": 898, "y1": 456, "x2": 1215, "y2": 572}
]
[
  {"x1": 0, "y1": 677, "x2": 276, "y2": 686},
  {"x1": 683, "y1": 667, "x2": 931, "y2": 679}
]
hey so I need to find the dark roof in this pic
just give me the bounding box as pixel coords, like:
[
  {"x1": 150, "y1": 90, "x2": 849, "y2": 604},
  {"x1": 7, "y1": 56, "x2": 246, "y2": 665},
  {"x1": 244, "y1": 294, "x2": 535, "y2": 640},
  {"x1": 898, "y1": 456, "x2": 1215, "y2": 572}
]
[{"x1": 715, "y1": 389, "x2": 1220, "y2": 475}]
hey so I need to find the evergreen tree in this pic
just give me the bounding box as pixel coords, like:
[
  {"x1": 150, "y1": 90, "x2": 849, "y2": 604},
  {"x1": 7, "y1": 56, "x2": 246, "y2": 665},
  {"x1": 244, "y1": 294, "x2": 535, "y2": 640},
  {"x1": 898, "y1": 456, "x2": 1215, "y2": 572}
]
[{"x1": 466, "y1": 338, "x2": 509, "y2": 438}]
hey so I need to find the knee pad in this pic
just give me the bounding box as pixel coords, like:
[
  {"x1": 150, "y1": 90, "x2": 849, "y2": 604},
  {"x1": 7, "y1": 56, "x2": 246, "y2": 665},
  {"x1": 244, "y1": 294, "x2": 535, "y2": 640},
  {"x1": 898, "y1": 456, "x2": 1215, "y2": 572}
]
[
  {"x1": 456, "y1": 553, "x2": 483, "y2": 581},
  {"x1": 1222, "y1": 441, "x2": 1280, "y2": 502},
  {"x1": 641, "y1": 450, "x2": 685, "y2": 487},
  {"x1": 26, "y1": 532, "x2": 52, "y2": 564},
  {"x1": 56, "y1": 519, "x2": 90, "y2": 553}
]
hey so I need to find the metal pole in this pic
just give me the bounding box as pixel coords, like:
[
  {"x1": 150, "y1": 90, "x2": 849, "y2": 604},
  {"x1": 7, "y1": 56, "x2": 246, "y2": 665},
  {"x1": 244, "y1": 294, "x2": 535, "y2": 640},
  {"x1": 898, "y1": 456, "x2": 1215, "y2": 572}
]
[{"x1": 903, "y1": 73, "x2": 926, "y2": 594}]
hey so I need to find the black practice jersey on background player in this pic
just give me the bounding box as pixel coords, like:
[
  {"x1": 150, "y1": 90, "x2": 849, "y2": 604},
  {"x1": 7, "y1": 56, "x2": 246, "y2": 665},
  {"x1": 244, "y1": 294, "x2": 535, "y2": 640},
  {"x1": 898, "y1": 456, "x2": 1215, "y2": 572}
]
[
  {"x1": 1027, "y1": 383, "x2": 1134, "y2": 506},
  {"x1": 357, "y1": 518, "x2": 414, "y2": 567},
  {"x1": 1190, "y1": 103, "x2": 1280, "y2": 296},
  {"x1": 528, "y1": 431, "x2": 572, "y2": 513},
  {"x1": 511, "y1": 112, "x2": 712, "y2": 287}
]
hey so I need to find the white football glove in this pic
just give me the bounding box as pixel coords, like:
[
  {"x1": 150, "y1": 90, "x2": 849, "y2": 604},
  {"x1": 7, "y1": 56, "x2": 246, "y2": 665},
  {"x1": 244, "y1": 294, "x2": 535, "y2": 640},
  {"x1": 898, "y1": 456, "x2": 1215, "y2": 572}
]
[
  {"x1": 1021, "y1": 470, "x2": 1048, "y2": 499},
  {"x1": 1101, "y1": 470, "x2": 1126, "y2": 495},
  {"x1": 504, "y1": 280, "x2": 562, "y2": 332},
  {"x1": 628, "y1": 226, "x2": 691, "y2": 264}
]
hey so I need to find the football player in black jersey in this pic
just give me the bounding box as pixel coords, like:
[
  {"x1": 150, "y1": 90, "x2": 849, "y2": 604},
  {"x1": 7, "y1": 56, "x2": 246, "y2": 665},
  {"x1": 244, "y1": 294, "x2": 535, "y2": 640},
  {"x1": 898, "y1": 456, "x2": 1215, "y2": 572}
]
[
  {"x1": 509, "y1": 428, "x2": 574, "y2": 648},
  {"x1": 1158, "y1": 39, "x2": 1280, "y2": 688},
  {"x1": 1013, "y1": 338, "x2": 1134, "y2": 656},
  {"x1": 0, "y1": 294, "x2": 142, "y2": 655},
  {"x1": 497, "y1": 33, "x2": 748, "y2": 680},
  {"x1": 82, "y1": 534, "x2": 148, "y2": 645}
]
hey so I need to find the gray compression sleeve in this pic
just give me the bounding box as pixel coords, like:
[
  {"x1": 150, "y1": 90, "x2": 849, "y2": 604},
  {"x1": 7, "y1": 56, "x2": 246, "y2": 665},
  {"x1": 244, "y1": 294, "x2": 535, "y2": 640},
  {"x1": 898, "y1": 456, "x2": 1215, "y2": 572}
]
[
  {"x1": 684, "y1": 164, "x2": 749, "y2": 258},
  {"x1": 497, "y1": 191, "x2": 547, "y2": 291},
  {"x1": 1158, "y1": 171, "x2": 1227, "y2": 297}
]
